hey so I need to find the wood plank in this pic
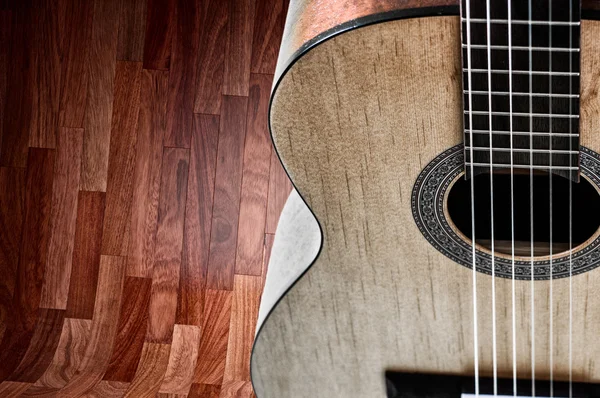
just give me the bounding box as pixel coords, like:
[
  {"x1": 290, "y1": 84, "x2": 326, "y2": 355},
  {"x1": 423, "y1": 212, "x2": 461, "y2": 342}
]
[
  {"x1": 164, "y1": 0, "x2": 200, "y2": 148},
  {"x1": 80, "y1": 0, "x2": 121, "y2": 192},
  {"x1": 194, "y1": 0, "x2": 228, "y2": 115},
  {"x1": 101, "y1": 61, "x2": 143, "y2": 257},
  {"x1": 265, "y1": 149, "x2": 292, "y2": 234},
  {"x1": 40, "y1": 127, "x2": 83, "y2": 309},
  {"x1": 65, "y1": 191, "x2": 106, "y2": 319},
  {"x1": 58, "y1": 0, "x2": 93, "y2": 128},
  {"x1": 176, "y1": 115, "x2": 219, "y2": 326},
  {"x1": 28, "y1": 0, "x2": 61, "y2": 149},
  {"x1": 193, "y1": 290, "x2": 232, "y2": 385},
  {"x1": 235, "y1": 74, "x2": 272, "y2": 276},
  {"x1": 0, "y1": 382, "x2": 31, "y2": 397},
  {"x1": 188, "y1": 384, "x2": 221, "y2": 398},
  {"x1": 222, "y1": 0, "x2": 256, "y2": 96},
  {"x1": 262, "y1": 233, "x2": 274, "y2": 283},
  {"x1": 59, "y1": 255, "x2": 126, "y2": 396},
  {"x1": 222, "y1": 275, "x2": 261, "y2": 383},
  {"x1": 8, "y1": 308, "x2": 65, "y2": 382},
  {"x1": 103, "y1": 276, "x2": 152, "y2": 383},
  {"x1": 123, "y1": 342, "x2": 171, "y2": 398},
  {"x1": 142, "y1": 0, "x2": 175, "y2": 70},
  {"x1": 1, "y1": 4, "x2": 33, "y2": 167},
  {"x1": 117, "y1": 0, "x2": 147, "y2": 62},
  {"x1": 158, "y1": 324, "x2": 201, "y2": 395},
  {"x1": 147, "y1": 147, "x2": 189, "y2": 343},
  {"x1": 0, "y1": 11, "x2": 11, "y2": 154},
  {"x1": 206, "y1": 96, "x2": 248, "y2": 291},
  {"x1": 87, "y1": 380, "x2": 130, "y2": 397},
  {"x1": 0, "y1": 148, "x2": 55, "y2": 381},
  {"x1": 250, "y1": 0, "x2": 287, "y2": 74},
  {"x1": 219, "y1": 381, "x2": 254, "y2": 398},
  {"x1": 127, "y1": 69, "x2": 169, "y2": 278}
]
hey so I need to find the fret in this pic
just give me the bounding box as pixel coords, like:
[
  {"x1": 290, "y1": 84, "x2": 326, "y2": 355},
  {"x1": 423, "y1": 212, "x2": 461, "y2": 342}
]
[
  {"x1": 461, "y1": 18, "x2": 580, "y2": 26},
  {"x1": 464, "y1": 91, "x2": 579, "y2": 98},
  {"x1": 465, "y1": 162, "x2": 579, "y2": 171},
  {"x1": 465, "y1": 69, "x2": 579, "y2": 77},
  {"x1": 462, "y1": 44, "x2": 579, "y2": 52},
  {"x1": 465, "y1": 146, "x2": 579, "y2": 155},
  {"x1": 464, "y1": 110, "x2": 579, "y2": 119},
  {"x1": 465, "y1": 130, "x2": 577, "y2": 137}
]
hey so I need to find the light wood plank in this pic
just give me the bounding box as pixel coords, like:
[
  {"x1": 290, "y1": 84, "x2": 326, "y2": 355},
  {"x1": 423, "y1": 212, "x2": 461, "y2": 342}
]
[
  {"x1": 123, "y1": 342, "x2": 171, "y2": 398},
  {"x1": 158, "y1": 324, "x2": 201, "y2": 395}
]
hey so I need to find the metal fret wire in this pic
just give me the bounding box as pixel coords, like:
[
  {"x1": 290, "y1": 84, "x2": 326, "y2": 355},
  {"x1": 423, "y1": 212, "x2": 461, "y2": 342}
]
[
  {"x1": 463, "y1": 44, "x2": 579, "y2": 51},
  {"x1": 465, "y1": 147, "x2": 578, "y2": 154},
  {"x1": 461, "y1": 17, "x2": 580, "y2": 25},
  {"x1": 465, "y1": 90, "x2": 579, "y2": 98},
  {"x1": 465, "y1": 110, "x2": 578, "y2": 118}
]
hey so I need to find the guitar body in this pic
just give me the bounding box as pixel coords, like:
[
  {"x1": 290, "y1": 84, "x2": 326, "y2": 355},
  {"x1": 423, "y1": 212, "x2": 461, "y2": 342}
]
[{"x1": 251, "y1": 1, "x2": 600, "y2": 397}]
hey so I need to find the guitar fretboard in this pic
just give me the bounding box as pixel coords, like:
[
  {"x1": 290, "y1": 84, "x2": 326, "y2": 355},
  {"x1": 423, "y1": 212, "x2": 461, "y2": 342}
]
[{"x1": 461, "y1": 0, "x2": 582, "y2": 181}]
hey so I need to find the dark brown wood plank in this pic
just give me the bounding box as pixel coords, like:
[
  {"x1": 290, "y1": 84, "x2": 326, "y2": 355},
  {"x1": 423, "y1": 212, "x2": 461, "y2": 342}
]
[
  {"x1": 0, "y1": 148, "x2": 55, "y2": 381},
  {"x1": 194, "y1": 0, "x2": 228, "y2": 115},
  {"x1": 101, "y1": 61, "x2": 143, "y2": 257},
  {"x1": 188, "y1": 383, "x2": 221, "y2": 398},
  {"x1": 0, "y1": 10, "x2": 11, "y2": 154},
  {"x1": 193, "y1": 289, "x2": 232, "y2": 385},
  {"x1": 58, "y1": 0, "x2": 94, "y2": 129},
  {"x1": 103, "y1": 276, "x2": 152, "y2": 383},
  {"x1": 127, "y1": 69, "x2": 169, "y2": 278},
  {"x1": 80, "y1": 0, "x2": 121, "y2": 192},
  {"x1": 8, "y1": 308, "x2": 65, "y2": 382},
  {"x1": 0, "y1": 4, "x2": 33, "y2": 167},
  {"x1": 223, "y1": 0, "x2": 255, "y2": 96},
  {"x1": 265, "y1": 150, "x2": 292, "y2": 234},
  {"x1": 28, "y1": 0, "x2": 61, "y2": 149},
  {"x1": 164, "y1": 0, "x2": 200, "y2": 148},
  {"x1": 117, "y1": 0, "x2": 147, "y2": 62},
  {"x1": 250, "y1": 0, "x2": 287, "y2": 74},
  {"x1": 39, "y1": 127, "x2": 83, "y2": 309},
  {"x1": 142, "y1": 0, "x2": 175, "y2": 70},
  {"x1": 176, "y1": 115, "x2": 219, "y2": 327},
  {"x1": 235, "y1": 74, "x2": 273, "y2": 276},
  {"x1": 206, "y1": 96, "x2": 248, "y2": 291},
  {"x1": 65, "y1": 191, "x2": 106, "y2": 319},
  {"x1": 147, "y1": 147, "x2": 189, "y2": 343}
]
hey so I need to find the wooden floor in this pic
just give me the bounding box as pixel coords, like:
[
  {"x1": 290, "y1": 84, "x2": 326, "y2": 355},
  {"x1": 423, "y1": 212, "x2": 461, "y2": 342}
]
[{"x1": 0, "y1": 0, "x2": 291, "y2": 396}]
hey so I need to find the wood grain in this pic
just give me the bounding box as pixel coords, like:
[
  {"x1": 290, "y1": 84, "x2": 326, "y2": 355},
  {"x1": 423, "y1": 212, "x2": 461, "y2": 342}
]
[
  {"x1": 164, "y1": 0, "x2": 201, "y2": 148},
  {"x1": 223, "y1": 0, "x2": 256, "y2": 96},
  {"x1": 143, "y1": 0, "x2": 176, "y2": 70},
  {"x1": 88, "y1": 380, "x2": 130, "y2": 397},
  {"x1": 219, "y1": 381, "x2": 254, "y2": 398},
  {"x1": 117, "y1": 0, "x2": 147, "y2": 62},
  {"x1": 194, "y1": 290, "x2": 232, "y2": 385},
  {"x1": 189, "y1": 384, "x2": 221, "y2": 398},
  {"x1": 40, "y1": 127, "x2": 83, "y2": 309},
  {"x1": 65, "y1": 191, "x2": 106, "y2": 319},
  {"x1": 235, "y1": 74, "x2": 273, "y2": 276},
  {"x1": 127, "y1": 69, "x2": 169, "y2": 278},
  {"x1": 265, "y1": 149, "x2": 292, "y2": 234},
  {"x1": 158, "y1": 324, "x2": 201, "y2": 395},
  {"x1": 0, "y1": 381, "x2": 31, "y2": 397},
  {"x1": 250, "y1": 0, "x2": 288, "y2": 74},
  {"x1": 206, "y1": 96, "x2": 249, "y2": 291},
  {"x1": 58, "y1": 0, "x2": 93, "y2": 128},
  {"x1": 103, "y1": 276, "x2": 152, "y2": 383},
  {"x1": 80, "y1": 0, "x2": 121, "y2": 192},
  {"x1": 194, "y1": 0, "x2": 228, "y2": 115},
  {"x1": 123, "y1": 342, "x2": 171, "y2": 398},
  {"x1": 176, "y1": 115, "x2": 219, "y2": 327},
  {"x1": 101, "y1": 61, "x2": 143, "y2": 257},
  {"x1": 0, "y1": 148, "x2": 54, "y2": 381},
  {"x1": 262, "y1": 234, "x2": 274, "y2": 283},
  {"x1": 0, "y1": 10, "x2": 11, "y2": 152},
  {"x1": 28, "y1": 0, "x2": 61, "y2": 149}
]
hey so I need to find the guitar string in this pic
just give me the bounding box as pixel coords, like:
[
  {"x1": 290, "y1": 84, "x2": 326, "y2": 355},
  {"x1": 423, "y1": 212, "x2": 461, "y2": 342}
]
[
  {"x1": 568, "y1": 0, "x2": 574, "y2": 395},
  {"x1": 549, "y1": 0, "x2": 554, "y2": 396},
  {"x1": 528, "y1": 0, "x2": 536, "y2": 394},
  {"x1": 465, "y1": 0, "x2": 479, "y2": 394},
  {"x1": 485, "y1": 0, "x2": 498, "y2": 393}
]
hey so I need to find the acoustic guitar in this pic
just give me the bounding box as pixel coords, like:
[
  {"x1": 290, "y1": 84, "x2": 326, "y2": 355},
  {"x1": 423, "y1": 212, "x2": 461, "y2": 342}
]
[{"x1": 251, "y1": 0, "x2": 600, "y2": 396}]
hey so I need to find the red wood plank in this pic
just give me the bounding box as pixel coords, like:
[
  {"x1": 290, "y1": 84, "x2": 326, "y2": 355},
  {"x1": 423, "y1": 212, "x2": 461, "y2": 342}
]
[
  {"x1": 0, "y1": 148, "x2": 55, "y2": 381},
  {"x1": 28, "y1": 0, "x2": 61, "y2": 149},
  {"x1": 101, "y1": 61, "x2": 143, "y2": 257},
  {"x1": 250, "y1": 0, "x2": 288, "y2": 74},
  {"x1": 188, "y1": 384, "x2": 221, "y2": 398},
  {"x1": 103, "y1": 276, "x2": 152, "y2": 383},
  {"x1": 127, "y1": 69, "x2": 169, "y2": 278},
  {"x1": 194, "y1": 0, "x2": 228, "y2": 115},
  {"x1": 206, "y1": 96, "x2": 248, "y2": 291},
  {"x1": 142, "y1": 0, "x2": 175, "y2": 70},
  {"x1": 8, "y1": 308, "x2": 65, "y2": 382},
  {"x1": 265, "y1": 149, "x2": 292, "y2": 234},
  {"x1": 123, "y1": 342, "x2": 171, "y2": 397},
  {"x1": 176, "y1": 115, "x2": 219, "y2": 327},
  {"x1": 219, "y1": 381, "x2": 254, "y2": 398},
  {"x1": 0, "y1": 4, "x2": 33, "y2": 167},
  {"x1": 40, "y1": 127, "x2": 83, "y2": 310},
  {"x1": 80, "y1": 0, "x2": 121, "y2": 192},
  {"x1": 164, "y1": 0, "x2": 200, "y2": 148},
  {"x1": 65, "y1": 191, "x2": 106, "y2": 319},
  {"x1": 147, "y1": 147, "x2": 189, "y2": 343},
  {"x1": 158, "y1": 324, "x2": 201, "y2": 395},
  {"x1": 193, "y1": 289, "x2": 232, "y2": 385},
  {"x1": 262, "y1": 233, "x2": 274, "y2": 283},
  {"x1": 58, "y1": 0, "x2": 94, "y2": 128},
  {"x1": 0, "y1": 11, "x2": 11, "y2": 154},
  {"x1": 235, "y1": 74, "x2": 273, "y2": 276},
  {"x1": 222, "y1": 0, "x2": 256, "y2": 96},
  {"x1": 117, "y1": 0, "x2": 147, "y2": 62}
]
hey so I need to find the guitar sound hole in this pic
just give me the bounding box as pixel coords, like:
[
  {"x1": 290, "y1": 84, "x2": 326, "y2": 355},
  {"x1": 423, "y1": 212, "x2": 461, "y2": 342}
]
[{"x1": 446, "y1": 172, "x2": 600, "y2": 257}]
